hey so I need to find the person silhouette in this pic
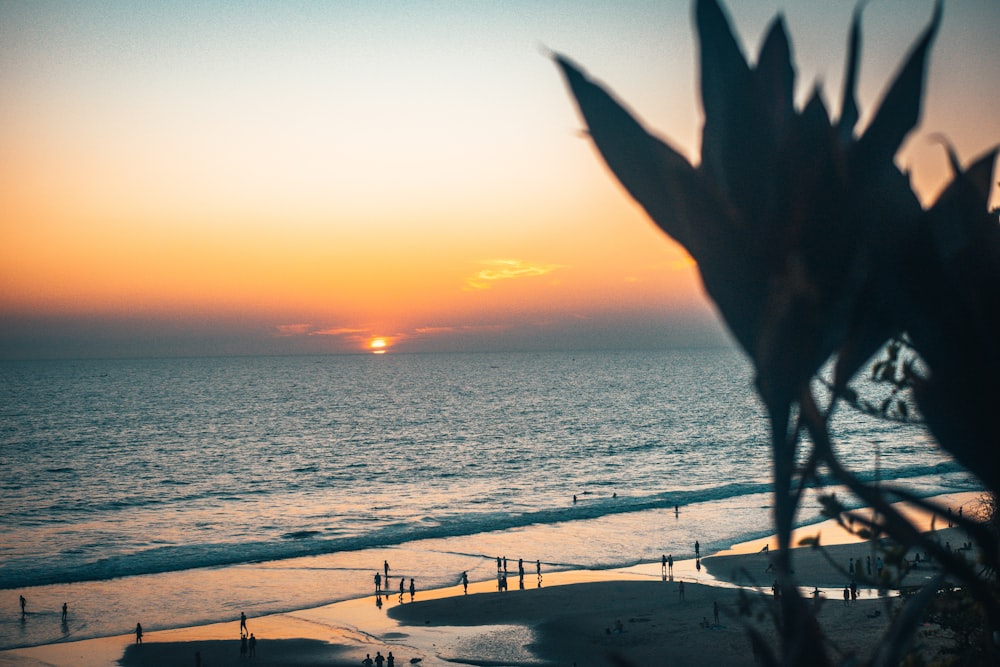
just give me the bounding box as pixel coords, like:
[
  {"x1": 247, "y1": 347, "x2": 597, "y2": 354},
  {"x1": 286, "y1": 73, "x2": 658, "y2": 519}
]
[
  {"x1": 249, "y1": 634, "x2": 256, "y2": 657},
  {"x1": 678, "y1": 580, "x2": 685, "y2": 601},
  {"x1": 135, "y1": 622, "x2": 143, "y2": 644},
  {"x1": 410, "y1": 578, "x2": 415, "y2": 601},
  {"x1": 62, "y1": 602, "x2": 67, "y2": 622},
  {"x1": 387, "y1": 651, "x2": 395, "y2": 667},
  {"x1": 240, "y1": 611, "x2": 247, "y2": 635},
  {"x1": 384, "y1": 560, "x2": 390, "y2": 581},
  {"x1": 375, "y1": 651, "x2": 385, "y2": 667},
  {"x1": 240, "y1": 633, "x2": 247, "y2": 657},
  {"x1": 695, "y1": 540, "x2": 700, "y2": 557},
  {"x1": 399, "y1": 577, "x2": 405, "y2": 601},
  {"x1": 363, "y1": 653, "x2": 374, "y2": 666},
  {"x1": 668, "y1": 554, "x2": 674, "y2": 577},
  {"x1": 19, "y1": 595, "x2": 25, "y2": 618},
  {"x1": 462, "y1": 571, "x2": 469, "y2": 594},
  {"x1": 375, "y1": 571, "x2": 381, "y2": 592}
]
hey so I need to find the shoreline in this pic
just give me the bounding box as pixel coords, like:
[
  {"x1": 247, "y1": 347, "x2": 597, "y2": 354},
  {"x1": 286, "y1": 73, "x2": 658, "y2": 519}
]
[{"x1": 0, "y1": 491, "x2": 983, "y2": 666}]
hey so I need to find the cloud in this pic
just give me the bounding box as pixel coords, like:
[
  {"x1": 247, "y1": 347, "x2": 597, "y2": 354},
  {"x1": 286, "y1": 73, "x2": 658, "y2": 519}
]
[
  {"x1": 464, "y1": 259, "x2": 564, "y2": 291},
  {"x1": 274, "y1": 323, "x2": 315, "y2": 336}
]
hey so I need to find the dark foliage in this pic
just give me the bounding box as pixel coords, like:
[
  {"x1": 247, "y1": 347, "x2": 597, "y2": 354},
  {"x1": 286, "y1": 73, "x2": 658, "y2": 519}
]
[{"x1": 554, "y1": 0, "x2": 999, "y2": 663}]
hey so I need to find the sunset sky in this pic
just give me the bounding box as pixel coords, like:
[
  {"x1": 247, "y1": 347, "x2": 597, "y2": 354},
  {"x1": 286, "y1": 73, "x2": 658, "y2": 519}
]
[{"x1": 2, "y1": 1, "x2": 998, "y2": 359}]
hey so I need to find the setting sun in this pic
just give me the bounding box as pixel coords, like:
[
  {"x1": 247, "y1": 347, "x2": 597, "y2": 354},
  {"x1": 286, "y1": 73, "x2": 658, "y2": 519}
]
[{"x1": 370, "y1": 338, "x2": 388, "y2": 354}]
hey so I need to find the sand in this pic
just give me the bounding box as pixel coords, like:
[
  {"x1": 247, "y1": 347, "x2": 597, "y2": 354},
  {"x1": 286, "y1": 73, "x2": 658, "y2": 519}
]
[{"x1": 0, "y1": 491, "x2": 983, "y2": 667}]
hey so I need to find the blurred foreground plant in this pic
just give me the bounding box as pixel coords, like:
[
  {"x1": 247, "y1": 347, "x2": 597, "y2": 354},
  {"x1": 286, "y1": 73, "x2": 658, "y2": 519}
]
[{"x1": 555, "y1": 0, "x2": 998, "y2": 663}]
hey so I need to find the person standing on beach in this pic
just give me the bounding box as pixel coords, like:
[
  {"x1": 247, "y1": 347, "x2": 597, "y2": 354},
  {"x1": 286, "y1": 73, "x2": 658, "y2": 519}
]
[
  {"x1": 375, "y1": 571, "x2": 381, "y2": 593},
  {"x1": 375, "y1": 651, "x2": 385, "y2": 667},
  {"x1": 409, "y1": 578, "x2": 415, "y2": 601},
  {"x1": 668, "y1": 554, "x2": 674, "y2": 577},
  {"x1": 695, "y1": 541, "x2": 700, "y2": 557},
  {"x1": 518, "y1": 558, "x2": 524, "y2": 586},
  {"x1": 387, "y1": 651, "x2": 395, "y2": 667},
  {"x1": 384, "y1": 560, "x2": 390, "y2": 582},
  {"x1": 249, "y1": 633, "x2": 256, "y2": 657},
  {"x1": 62, "y1": 602, "x2": 67, "y2": 622},
  {"x1": 240, "y1": 611, "x2": 247, "y2": 635},
  {"x1": 135, "y1": 622, "x2": 143, "y2": 644},
  {"x1": 363, "y1": 653, "x2": 374, "y2": 666},
  {"x1": 462, "y1": 571, "x2": 468, "y2": 594},
  {"x1": 19, "y1": 595, "x2": 25, "y2": 618},
  {"x1": 240, "y1": 633, "x2": 247, "y2": 657},
  {"x1": 399, "y1": 578, "x2": 405, "y2": 601}
]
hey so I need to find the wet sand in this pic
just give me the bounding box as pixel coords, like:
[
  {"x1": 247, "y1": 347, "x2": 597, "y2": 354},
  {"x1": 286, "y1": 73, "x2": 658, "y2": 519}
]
[{"x1": 0, "y1": 491, "x2": 981, "y2": 666}]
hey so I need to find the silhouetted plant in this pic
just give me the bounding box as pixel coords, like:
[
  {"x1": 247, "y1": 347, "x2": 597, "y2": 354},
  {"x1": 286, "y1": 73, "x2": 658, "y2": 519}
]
[{"x1": 554, "y1": 0, "x2": 998, "y2": 663}]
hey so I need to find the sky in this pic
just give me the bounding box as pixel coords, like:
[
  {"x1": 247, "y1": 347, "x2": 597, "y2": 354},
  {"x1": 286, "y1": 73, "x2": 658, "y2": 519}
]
[{"x1": 2, "y1": 0, "x2": 998, "y2": 359}]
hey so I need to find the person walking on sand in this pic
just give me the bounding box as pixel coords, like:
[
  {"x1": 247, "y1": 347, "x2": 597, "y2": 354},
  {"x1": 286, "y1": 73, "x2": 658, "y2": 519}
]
[
  {"x1": 462, "y1": 571, "x2": 469, "y2": 594},
  {"x1": 399, "y1": 577, "x2": 405, "y2": 601},
  {"x1": 240, "y1": 611, "x2": 248, "y2": 635},
  {"x1": 62, "y1": 602, "x2": 67, "y2": 622},
  {"x1": 409, "y1": 578, "x2": 415, "y2": 601},
  {"x1": 135, "y1": 622, "x2": 143, "y2": 644}
]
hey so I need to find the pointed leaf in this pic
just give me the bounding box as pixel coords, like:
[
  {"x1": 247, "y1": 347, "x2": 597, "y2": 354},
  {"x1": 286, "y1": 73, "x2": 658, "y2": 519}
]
[
  {"x1": 837, "y1": 4, "x2": 863, "y2": 143},
  {"x1": 553, "y1": 53, "x2": 742, "y2": 259},
  {"x1": 695, "y1": 0, "x2": 753, "y2": 193},
  {"x1": 756, "y1": 15, "x2": 796, "y2": 131},
  {"x1": 856, "y1": 1, "x2": 941, "y2": 166}
]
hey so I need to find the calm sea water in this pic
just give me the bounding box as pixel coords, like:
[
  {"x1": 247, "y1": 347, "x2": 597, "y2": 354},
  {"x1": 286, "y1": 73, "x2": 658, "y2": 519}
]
[{"x1": 0, "y1": 348, "x2": 977, "y2": 649}]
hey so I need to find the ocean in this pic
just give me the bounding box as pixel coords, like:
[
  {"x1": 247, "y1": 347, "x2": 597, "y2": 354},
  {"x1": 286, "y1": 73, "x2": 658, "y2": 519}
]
[{"x1": 0, "y1": 348, "x2": 977, "y2": 650}]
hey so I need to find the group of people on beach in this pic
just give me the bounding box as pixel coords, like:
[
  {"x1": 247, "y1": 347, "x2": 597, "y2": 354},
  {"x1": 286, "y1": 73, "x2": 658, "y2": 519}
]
[
  {"x1": 494, "y1": 555, "x2": 542, "y2": 591},
  {"x1": 362, "y1": 649, "x2": 395, "y2": 667},
  {"x1": 374, "y1": 560, "x2": 417, "y2": 604},
  {"x1": 16, "y1": 595, "x2": 69, "y2": 624}
]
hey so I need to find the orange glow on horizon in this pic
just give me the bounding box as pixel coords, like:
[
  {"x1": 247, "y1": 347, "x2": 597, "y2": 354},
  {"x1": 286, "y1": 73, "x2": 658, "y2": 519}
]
[{"x1": 369, "y1": 338, "x2": 388, "y2": 354}]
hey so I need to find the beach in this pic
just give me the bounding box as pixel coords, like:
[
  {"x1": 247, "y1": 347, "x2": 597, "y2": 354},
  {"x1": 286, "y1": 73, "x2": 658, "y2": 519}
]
[{"x1": 0, "y1": 492, "x2": 980, "y2": 667}]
